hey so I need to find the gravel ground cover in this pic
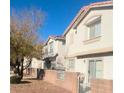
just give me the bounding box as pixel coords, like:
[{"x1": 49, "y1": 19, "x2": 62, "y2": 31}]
[{"x1": 11, "y1": 78, "x2": 72, "y2": 93}]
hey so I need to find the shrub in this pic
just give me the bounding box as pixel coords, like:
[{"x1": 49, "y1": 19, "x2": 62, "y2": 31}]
[{"x1": 10, "y1": 75, "x2": 21, "y2": 84}]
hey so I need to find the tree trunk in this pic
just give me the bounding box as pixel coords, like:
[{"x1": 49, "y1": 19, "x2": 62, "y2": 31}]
[
  {"x1": 20, "y1": 61, "x2": 23, "y2": 79},
  {"x1": 16, "y1": 57, "x2": 24, "y2": 80},
  {"x1": 19, "y1": 57, "x2": 24, "y2": 80},
  {"x1": 13, "y1": 56, "x2": 32, "y2": 82},
  {"x1": 15, "y1": 57, "x2": 20, "y2": 75}
]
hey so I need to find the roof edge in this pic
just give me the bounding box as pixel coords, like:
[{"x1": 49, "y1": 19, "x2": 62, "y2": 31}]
[
  {"x1": 44, "y1": 35, "x2": 65, "y2": 46},
  {"x1": 63, "y1": 1, "x2": 113, "y2": 36}
]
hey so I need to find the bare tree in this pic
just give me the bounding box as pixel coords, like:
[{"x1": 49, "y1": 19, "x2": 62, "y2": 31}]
[{"x1": 10, "y1": 8, "x2": 44, "y2": 80}]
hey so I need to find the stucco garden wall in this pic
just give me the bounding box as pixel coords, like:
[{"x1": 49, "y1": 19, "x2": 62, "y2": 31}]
[
  {"x1": 90, "y1": 79, "x2": 113, "y2": 93},
  {"x1": 43, "y1": 70, "x2": 79, "y2": 93}
]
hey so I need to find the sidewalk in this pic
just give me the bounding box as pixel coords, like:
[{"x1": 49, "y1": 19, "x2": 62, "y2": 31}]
[{"x1": 10, "y1": 78, "x2": 72, "y2": 93}]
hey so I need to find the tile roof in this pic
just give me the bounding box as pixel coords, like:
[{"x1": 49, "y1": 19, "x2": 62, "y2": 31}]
[{"x1": 44, "y1": 35, "x2": 65, "y2": 45}]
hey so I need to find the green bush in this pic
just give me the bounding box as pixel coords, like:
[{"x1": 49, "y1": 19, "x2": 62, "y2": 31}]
[{"x1": 10, "y1": 75, "x2": 21, "y2": 84}]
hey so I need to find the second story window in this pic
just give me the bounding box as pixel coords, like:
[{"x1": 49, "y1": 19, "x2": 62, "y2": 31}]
[
  {"x1": 45, "y1": 47, "x2": 48, "y2": 55},
  {"x1": 88, "y1": 20, "x2": 101, "y2": 39},
  {"x1": 85, "y1": 16, "x2": 101, "y2": 41},
  {"x1": 49, "y1": 41, "x2": 54, "y2": 55}
]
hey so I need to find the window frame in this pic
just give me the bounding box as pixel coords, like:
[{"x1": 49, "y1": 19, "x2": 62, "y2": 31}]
[
  {"x1": 67, "y1": 58, "x2": 75, "y2": 71},
  {"x1": 88, "y1": 58, "x2": 103, "y2": 79},
  {"x1": 49, "y1": 41, "x2": 54, "y2": 55},
  {"x1": 87, "y1": 19, "x2": 101, "y2": 40}
]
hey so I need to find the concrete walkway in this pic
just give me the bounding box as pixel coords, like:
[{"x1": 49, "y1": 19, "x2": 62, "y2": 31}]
[{"x1": 11, "y1": 78, "x2": 72, "y2": 93}]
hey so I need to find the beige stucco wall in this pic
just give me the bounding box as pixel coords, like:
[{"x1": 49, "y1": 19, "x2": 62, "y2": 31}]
[
  {"x1": 23, "y1": 57, "x2": 43, "y2": 69},
  {"x1": 65, "y1": 9, "x2": 113, "y2": 57},
  {"x1": 44, "y1": 70, "x2": 79, "y2": 93},
  {"x1": 44, "y1": 38, "x2": 65, "y2": 57},
  {"x1": 55, "y1": 40, "x2": 66, "y2": 68},
  {"x1": 103, "y1": 56, "x2": 113, "y2": 79},
  {"x1": 65, "y1": 8, "x2": 113, "y2": 82},
  {"x1": 31, "y1": 58, "x2": 44, "y2": 69},
  {"x1": 74, "y1": 56, "x2": 113, "y2": 84},
  {"x1": 43, "y1": 38, "x2": 66, "y2": 68},
  {"x1": 90, "y1": 79, "x2": 113, "y2": 93}
]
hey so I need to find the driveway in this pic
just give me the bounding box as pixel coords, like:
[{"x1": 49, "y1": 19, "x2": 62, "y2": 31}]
[{"x1": 11, "y1": 78, "x2": 72, "y2": 93}]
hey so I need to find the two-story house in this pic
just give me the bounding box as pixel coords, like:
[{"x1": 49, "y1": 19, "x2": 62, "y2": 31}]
[
  {"x1": 43, "y1": 35, "x2": 65, "y2": 70},
  {"x1": 63, "y1": 1, "x2": 113, "y2": 89}
]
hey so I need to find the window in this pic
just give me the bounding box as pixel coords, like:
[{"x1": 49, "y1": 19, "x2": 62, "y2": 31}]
[
  {"x1": 45, "y1": 47, "x2": 48, "y2": 55},
  {"x1": 62, "y1": 40, "x2": 65, "y2": 45},
  {"x1": 88, "y1": 20, "x2": 101, "y2": 39},
  {"x1": 89, "y1": 58, "x2": 103, "y2": 79},
  {"x1": 49, "y1": 41, "x2": 54, "y2": 55},
  {"x1": 67, "y1": 59, "x2": 75, "y2": 71}
]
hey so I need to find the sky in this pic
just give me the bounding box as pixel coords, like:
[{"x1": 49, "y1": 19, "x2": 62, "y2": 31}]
[{"x1": 10, "y1": 0, "x2": 107, "y2": 41}]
